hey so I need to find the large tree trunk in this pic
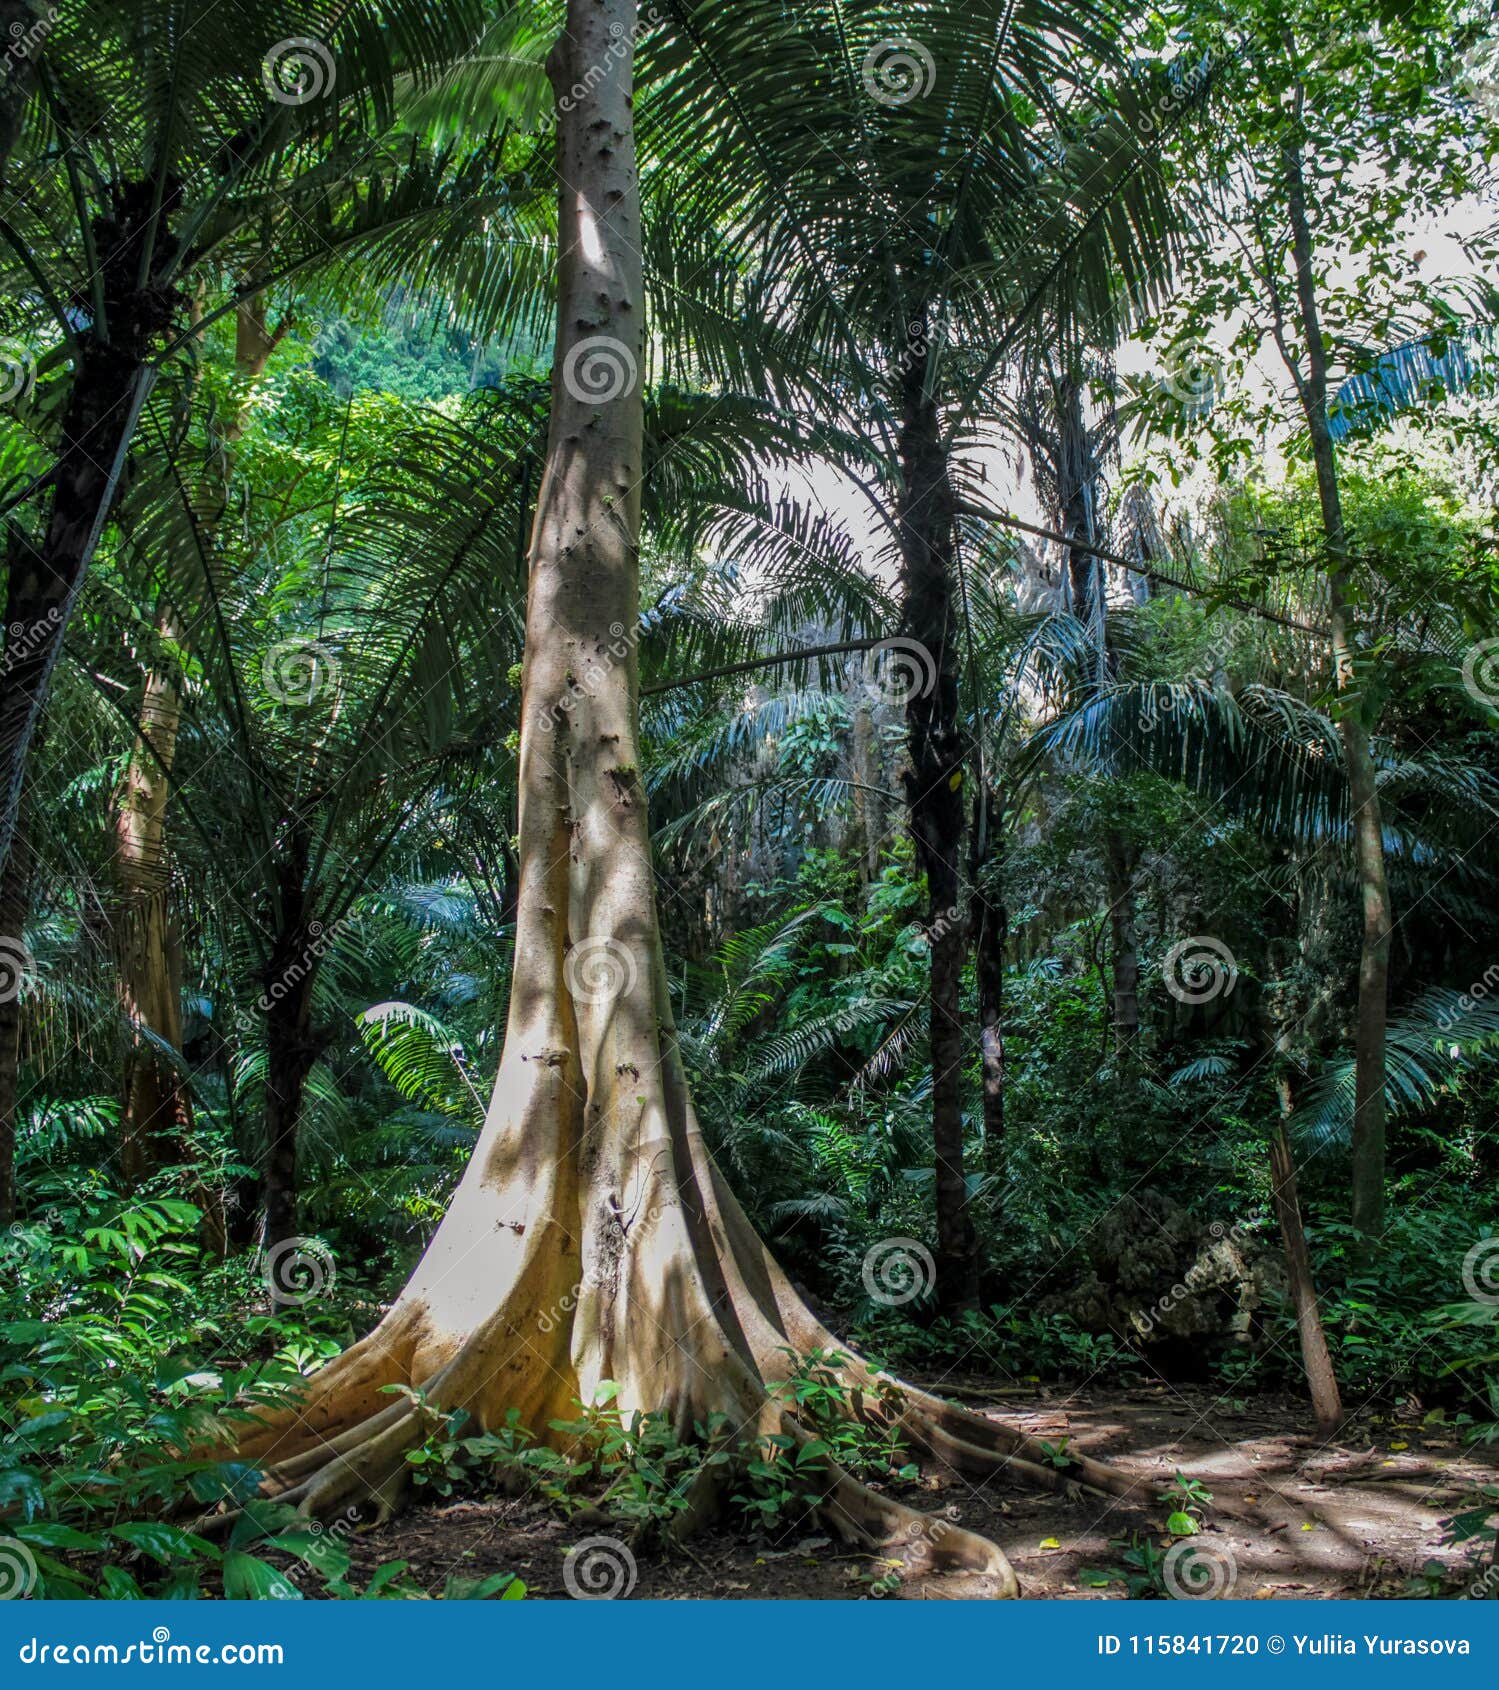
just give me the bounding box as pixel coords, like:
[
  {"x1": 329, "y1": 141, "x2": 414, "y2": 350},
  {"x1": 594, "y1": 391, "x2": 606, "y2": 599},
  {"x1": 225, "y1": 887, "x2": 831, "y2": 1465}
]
[
  {"x1": 218, "y1": 5, "x2": 1149, "y2": 1588},
  {"x1": 0, "y1": 803, "x2": 31, "y2": 1227},
  {"x1": 1283, "y1": 133, "x2": 1391, "y2": 1240},
  {"x1": 896, "y1": 311, "x2": 978, "y2": 1314}
]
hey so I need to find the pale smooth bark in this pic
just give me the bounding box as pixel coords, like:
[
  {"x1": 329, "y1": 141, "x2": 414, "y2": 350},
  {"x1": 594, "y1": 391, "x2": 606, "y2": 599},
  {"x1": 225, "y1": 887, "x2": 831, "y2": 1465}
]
[{"x1": 220, "y1": 3, "x2": 1154, "y2": 1589}]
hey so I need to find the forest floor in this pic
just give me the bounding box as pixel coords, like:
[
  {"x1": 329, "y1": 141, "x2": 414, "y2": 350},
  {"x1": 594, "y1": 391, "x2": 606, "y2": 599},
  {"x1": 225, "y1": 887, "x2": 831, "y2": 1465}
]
[{"x1": 318, "y1": 1378, "x2": 1499, "y2": 1601}]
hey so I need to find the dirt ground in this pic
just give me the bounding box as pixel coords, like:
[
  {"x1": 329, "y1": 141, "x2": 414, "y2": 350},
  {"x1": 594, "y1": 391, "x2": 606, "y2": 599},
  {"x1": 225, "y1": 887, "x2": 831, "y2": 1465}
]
[{"x1": 326, "y1": 1381, "x2": 1499, "y2": 1601}]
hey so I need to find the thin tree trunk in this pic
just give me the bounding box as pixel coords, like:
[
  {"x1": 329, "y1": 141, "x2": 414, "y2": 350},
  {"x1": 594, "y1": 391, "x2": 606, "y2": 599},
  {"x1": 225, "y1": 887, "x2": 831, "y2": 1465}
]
[
  {"x1": 1104, "y1": 835, "x2": 1140, "y2": 1055},
  {"x1": 112, "y1": 295, "x2": 283, "y2": 1216},
  {"x1": 0, "y1": 802, "x2": 31, "y2": 1226},
  {"x1": 262, "y1": 986, "x2": 317, "y2": 1258},
  {"x1": 897, "y1": 311, "x2": 977, "y2": 1313},
  {"x1": 1283, "y1": 132, "x2": 1391, "y2": 1240},
  {"x1": 261, "y1": 827, "x2": 320, "y2": 1254},
  {"x1": 116, "y1": 616, "x2": 190, "y2": 1182},
  {"x1": 1270, "y1": 1105, "x2": 1343, "y2": 1432},
  {"x1": 970, "y1": 785, "x2": 1006, "y2": 1166}
]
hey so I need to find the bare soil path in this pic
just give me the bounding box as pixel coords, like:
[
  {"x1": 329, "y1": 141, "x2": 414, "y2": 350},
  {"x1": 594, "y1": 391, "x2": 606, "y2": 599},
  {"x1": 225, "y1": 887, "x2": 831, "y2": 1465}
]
[{"x1": 322, "y1": 1384, "x2": 1498, "y2": 1600}]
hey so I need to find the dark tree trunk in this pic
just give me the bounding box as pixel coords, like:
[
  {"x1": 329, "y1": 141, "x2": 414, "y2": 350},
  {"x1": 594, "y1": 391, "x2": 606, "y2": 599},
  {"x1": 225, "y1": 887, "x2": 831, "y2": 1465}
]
[
  {"x1": 0, "y1": 802, "x2": 31, "y2": 1226},
  {"x1": 260, "y1": 830, "x2": 323, "y2": 1253},
  {"x1": 0, "y1": 179, "x2": 179, "y2": 876},
  {"x1": 897, "y1": 312, "x2": 977, "y2": 1313},
  {"x1": 1283, "y1": 134, "x2": 1391, "y2": 1241},
  {"x1": 262, "y1": 987, "x2": 318, "y2": 1256}
]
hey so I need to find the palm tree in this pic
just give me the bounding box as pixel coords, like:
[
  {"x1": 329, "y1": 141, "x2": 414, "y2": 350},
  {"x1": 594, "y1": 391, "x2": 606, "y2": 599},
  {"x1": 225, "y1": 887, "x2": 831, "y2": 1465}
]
[
  {"x1": 634, "y1": 0, "x2": 1181, "y2": 1308},
  {"x1": 0, "y1": 0, "x2": 520, "y2": 882}
]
